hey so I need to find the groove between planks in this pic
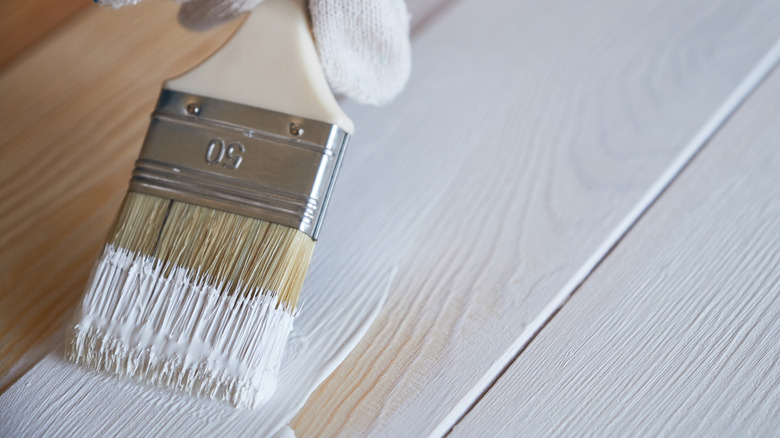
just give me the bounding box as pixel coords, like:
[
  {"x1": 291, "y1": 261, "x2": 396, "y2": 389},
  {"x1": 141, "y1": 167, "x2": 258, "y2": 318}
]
[
  {"x1": 2, "y1": 0, "x2": 780, "y2": 436},
  {"x1": 290, "y1": 0, "x2": 780, "y2": 435},
  {"x1": 452, "y1": 40, "x2": 780, "y2": 437},
  {"x1": 443, "y1": 35, "x2": 780, "y2": 437}
]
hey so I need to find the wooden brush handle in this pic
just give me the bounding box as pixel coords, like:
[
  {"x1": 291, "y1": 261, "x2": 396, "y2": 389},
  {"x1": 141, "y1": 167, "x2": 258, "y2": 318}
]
[{"x1": 165, "y1": 0, "x2": 354, "y2": 133}]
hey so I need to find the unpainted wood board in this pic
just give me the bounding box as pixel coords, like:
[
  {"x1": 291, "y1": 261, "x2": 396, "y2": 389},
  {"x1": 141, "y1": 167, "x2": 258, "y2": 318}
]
[
  {"x1": 0, "y1": 0, "x2": 88, "y2": 68},
  {"x1": 291, "y1": 0, "x2": 780, "y2": 435},
  {"x1": 452, "y1": 55, "x2": 780, "y2": 438},
  {"x1": 0, "y1": 0, "x2": 452, "y2": 390},
  {"x1": 0, "y1": 2, "x2": 241, "y2": 391},
  {"x1": 0, "y1": 0, "x2": 447, "y2": 70}
]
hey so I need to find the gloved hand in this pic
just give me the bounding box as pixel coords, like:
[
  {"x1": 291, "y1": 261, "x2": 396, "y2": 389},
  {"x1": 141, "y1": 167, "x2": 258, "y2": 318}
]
[{"x1": 99, "y1": 0, "x2": 411, "y2": 106}]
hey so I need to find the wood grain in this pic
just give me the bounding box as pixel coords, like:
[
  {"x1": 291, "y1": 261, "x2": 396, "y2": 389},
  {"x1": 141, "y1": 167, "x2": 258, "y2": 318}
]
[
  {"x1": 2, "y1": 0, "x2": 780, "y2": 436},
  {"x1": 0, "y1": 266, "x2": 393, "y2": 437},
  {"x1": 0, "y1": 1, "x2": 240, "y2": 391},
  {"x1": 0, "y1": 0, "x2": 450, "y2": 392},
  {"x1": 289, "y1": 0, "x2": 780, "y2": 435},
  {"x1": 0, "y1": 0, "x2": 88, "y2": 68},
  {"x1": 452, "y1": 54, "x2": 780, "y2": 438},
  {"x1": 0, "y1": 0, "x2": 446, "y2": 71}
]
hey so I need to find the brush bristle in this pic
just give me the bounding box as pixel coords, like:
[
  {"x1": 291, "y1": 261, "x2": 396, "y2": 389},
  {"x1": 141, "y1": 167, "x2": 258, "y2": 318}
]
[{"x1": 65, "y1": 192, "x2": 315, "y2": 408}]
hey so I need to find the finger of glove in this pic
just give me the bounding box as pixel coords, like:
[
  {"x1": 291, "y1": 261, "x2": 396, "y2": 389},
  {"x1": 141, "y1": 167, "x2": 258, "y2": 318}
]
[
  {"x1": 179, "y1": 0, "x2": 265, "y2": 31},
  {"x1": 311, "y1": 0, "x2": 411, "y2": 106}
]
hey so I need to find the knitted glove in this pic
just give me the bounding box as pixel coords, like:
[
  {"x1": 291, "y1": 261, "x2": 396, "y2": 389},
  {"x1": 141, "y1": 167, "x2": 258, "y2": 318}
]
[{"x1": 100, "y1": 0, "x2": 411, "y2": 105}]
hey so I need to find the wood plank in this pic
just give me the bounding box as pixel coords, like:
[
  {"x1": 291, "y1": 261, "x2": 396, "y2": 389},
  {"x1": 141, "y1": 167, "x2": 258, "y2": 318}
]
[
  {"x1": 0, "y1": 0, "x2": 444, "y2": 70},
  {"x1": 291, "y1": 1, "x2": 780, "y2": 435},
  {"x1": 0, "y1": 0, "x2": 453, "y2": 392},
  {"x1": 0, "y1": 0, "x2": 88, "y2": 68},
  {"x1": 452, "y1": 55, "x2": 780, "y2": 437},
  {"x1": 1, "y1": 0, "x2": 780, "y2": 437},
  {"x1": 0, "y1": 1, "x2": 240, "y2": 391},
  {"x1": 0, "y1": 0, "x2": 448, "y2": 70}
]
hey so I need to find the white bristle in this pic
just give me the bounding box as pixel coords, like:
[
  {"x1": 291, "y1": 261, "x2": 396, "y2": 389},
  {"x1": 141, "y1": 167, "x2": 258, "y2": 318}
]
[{"x1": 66, "y1": 244, "x2": 294, "y2": 408}]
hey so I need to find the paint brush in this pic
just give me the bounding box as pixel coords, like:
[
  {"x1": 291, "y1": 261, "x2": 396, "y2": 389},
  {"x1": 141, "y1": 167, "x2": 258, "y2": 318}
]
[{"x1": 65, "y1": 0, "x2": 353, "y2": 409}]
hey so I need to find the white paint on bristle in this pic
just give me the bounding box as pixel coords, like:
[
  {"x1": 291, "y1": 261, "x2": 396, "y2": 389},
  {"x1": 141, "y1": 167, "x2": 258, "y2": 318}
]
[
  {"x1": 65, "y1": 244, "x2": 294, "y2": 408},
  {"x1": 2, "y1": 263, "x2": 393, "y2": 437}
]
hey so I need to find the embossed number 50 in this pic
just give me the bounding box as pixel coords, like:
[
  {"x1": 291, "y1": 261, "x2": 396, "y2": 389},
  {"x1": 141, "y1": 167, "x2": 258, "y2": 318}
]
[{"x1": 205, "y1": 138, "x2": 245, "y2": 169}]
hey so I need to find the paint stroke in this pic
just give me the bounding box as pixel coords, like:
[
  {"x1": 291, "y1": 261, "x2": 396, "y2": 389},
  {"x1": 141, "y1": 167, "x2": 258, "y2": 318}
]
[{"x1": 0, "y1": 266, "x2": 395, "y2": 437}]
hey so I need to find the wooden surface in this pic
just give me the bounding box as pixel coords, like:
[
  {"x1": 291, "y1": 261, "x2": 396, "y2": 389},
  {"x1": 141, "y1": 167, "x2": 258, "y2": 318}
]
[
  {"x1": 292, "y1": 0, "x2": 780, "y2": 435},
  {"x1": 2, "y1": 0, "x2": 780, "y2": 436},
  {"x1": 0, "y1": 2, "x2": 240, "y2": 391},
  {"x1": 452, "y1": 58, "x2": 780, "y2": 438},
  {"x1": 0, "y1": 0, "x2": 445, "y2": 393},
  {"x1": 0, "y1": 266, "x2": 393, "y2": 437},
  {"x1": 0, "y1": 0, "x2": 88, "y2": 68}
]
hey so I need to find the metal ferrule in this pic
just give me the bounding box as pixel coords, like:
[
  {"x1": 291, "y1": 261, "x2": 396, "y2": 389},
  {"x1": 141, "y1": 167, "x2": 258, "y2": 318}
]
[{"x1": 130, "y1": 89, "x2": 350, "y2": 240}]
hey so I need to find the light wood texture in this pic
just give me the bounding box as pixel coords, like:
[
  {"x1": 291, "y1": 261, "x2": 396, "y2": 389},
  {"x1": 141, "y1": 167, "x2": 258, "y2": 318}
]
[
  {"x1": 452, "y1": 58, "x2": 780, "y2": 438},
  {"x1": 0, "y1": 0, "x2": 444, "y2": 71},
  {"x1": 0, "y1": 0, "x2": 445, "y2": 394},
  {"x1": 0, "y1": 0, "x2": 445, "y2": 392},
  {"x1": 0, "y1": 2, "x2": 240, "y2": 391},
  {"x1": 0, "y1": 0, "x2": 88, "y2": 68}
]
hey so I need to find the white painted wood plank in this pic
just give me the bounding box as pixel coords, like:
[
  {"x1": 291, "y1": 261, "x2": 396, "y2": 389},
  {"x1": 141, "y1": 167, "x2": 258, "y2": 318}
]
[
  {"x1": 294, "y1": 1, "x2": 780, "y2": 435},
  {"x1": 3, "y1": 1, "x2": 780, "y2": 437},
  {"x1": 452, "y1": 55, "x2": 780, "y2": 438}
]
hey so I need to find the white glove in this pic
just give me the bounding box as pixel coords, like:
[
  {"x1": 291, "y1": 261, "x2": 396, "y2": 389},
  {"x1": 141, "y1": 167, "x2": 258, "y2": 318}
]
[{"x1": 100, "y1": 0, "x2": 411, "y2": 105}]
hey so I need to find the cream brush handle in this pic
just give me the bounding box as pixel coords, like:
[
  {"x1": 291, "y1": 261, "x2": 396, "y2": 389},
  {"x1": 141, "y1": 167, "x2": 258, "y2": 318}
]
[{"x1": 165, "y1": 0, "x2": 354, "y2": 133}]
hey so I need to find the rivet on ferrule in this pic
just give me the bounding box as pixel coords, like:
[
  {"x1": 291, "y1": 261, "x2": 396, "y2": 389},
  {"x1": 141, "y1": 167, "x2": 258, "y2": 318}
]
[
  {"x1": 130, "y1": 90, "x2": 350, "y2": 240},
  {"x1": 289, "y1": 122, "x2": 304, "y2": 136},
  {"x1": 186, "y1": 102, "x2": 201, "y2": 115}
]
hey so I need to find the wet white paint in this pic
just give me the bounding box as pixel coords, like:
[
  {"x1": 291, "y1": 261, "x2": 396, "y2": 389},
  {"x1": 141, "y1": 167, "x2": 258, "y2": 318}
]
[
  {"x1": 0, "y1": 266, "x2": 394, "y2": 437},
  {"x1": 67, "y1": 245, "x2": 295, "y2": 409}
]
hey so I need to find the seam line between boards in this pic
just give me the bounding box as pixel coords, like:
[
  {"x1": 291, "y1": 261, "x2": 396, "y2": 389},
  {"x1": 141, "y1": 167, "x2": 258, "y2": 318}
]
[
  {"x1": 410, "y1": 0, "x2": 466, "y2": 38},
  {"x1": 434, "y1": 35, "x2": 780, "y2": 438}
]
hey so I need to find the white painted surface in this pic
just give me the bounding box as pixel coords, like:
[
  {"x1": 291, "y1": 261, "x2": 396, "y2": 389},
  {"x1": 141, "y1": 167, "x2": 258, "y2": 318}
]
[
  {"x1": 0, "y1": 267, "x2": 392, "y2": 437},
  {"x1": 294, "y1": 0, "x2": 780, "y2": 435},
  {"x1": 66, "y1": 245, "x2": 296, "y2": 409},
  {"x1": 452, "y1": 58, "x2": 780, "y2": 438},
  {"x1": 4, "y1": 0, "x2": 780, "y2": 436}
]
